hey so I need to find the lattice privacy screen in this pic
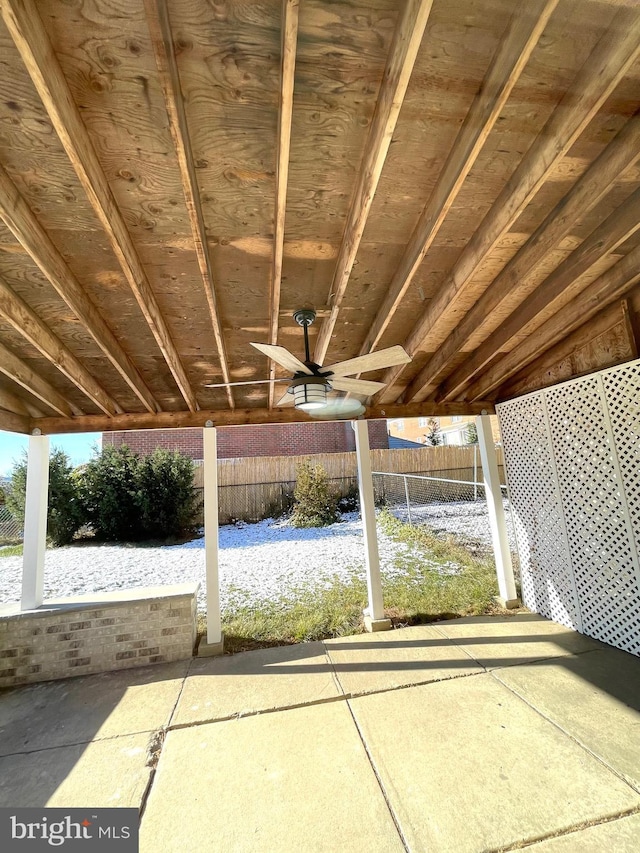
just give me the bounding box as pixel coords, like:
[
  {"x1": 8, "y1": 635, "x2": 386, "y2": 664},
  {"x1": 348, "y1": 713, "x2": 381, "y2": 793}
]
[{"x1": 497, "y1": 360, "x2": 640, "y2": 656}]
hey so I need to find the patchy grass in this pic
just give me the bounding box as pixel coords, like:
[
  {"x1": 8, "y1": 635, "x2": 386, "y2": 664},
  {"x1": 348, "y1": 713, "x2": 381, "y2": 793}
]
[
  {"x1": 201, "y1": 508, "x2": 501, "y2": 654},
  {"x1": 0, "y1": 543, "x2": 23, "y2": 558}
]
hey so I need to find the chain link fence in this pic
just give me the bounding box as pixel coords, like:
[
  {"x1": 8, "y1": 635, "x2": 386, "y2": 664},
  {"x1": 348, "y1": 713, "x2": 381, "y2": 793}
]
[
  {"x1": 0, "y1": 505, "x2": 23, "y2": 545},
  {"x1": 372, "y1": 471, "x2": 519, "y2": 570}
]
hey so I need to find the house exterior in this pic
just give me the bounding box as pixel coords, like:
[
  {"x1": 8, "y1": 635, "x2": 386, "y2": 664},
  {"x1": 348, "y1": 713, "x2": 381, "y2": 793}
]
[
  {"x1": 102, "y1": 419, "x2": 389, "y2": 460},
  {"x1": 387, "y1": 415, "x2": 501, "y2": 446}
]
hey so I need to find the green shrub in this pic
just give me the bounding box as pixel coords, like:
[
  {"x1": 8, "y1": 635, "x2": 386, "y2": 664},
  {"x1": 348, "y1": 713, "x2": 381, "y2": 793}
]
[
  {"x1": 136, "y1": 449, "x2": 199, "y2": 539},
  {"x1": 79, "y1": 445, "x2": 140, "y2": 541},
  {"x1": 79, "y1": 445, "x2": 198, "y2": 542},
  {"x1": 290, "y1": 462, "x2": 339, "y2": 528},
  {"x1": 7, "y1": 449, "x2": 84, "y2": 546}
]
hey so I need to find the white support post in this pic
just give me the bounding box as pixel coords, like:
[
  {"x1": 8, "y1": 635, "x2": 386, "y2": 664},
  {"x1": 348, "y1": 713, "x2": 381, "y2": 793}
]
[
  {"x1": 202, "y1": 425, "x2": 223, "y2": 653},
  {"x1": 353, "y1": 420, "x2": 391, "y2": 631},
  {"x1": 21, "y1": 433, "x2": 49, "y2": 611},
  {"x1": 476, "y1": 415, "x2": 519, "y2": 608}
]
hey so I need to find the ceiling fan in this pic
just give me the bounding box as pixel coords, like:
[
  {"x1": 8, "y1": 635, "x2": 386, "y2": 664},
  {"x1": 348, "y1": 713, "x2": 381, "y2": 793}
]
[{"x1": 205, "y1": 309, "x2": 411, "y2": 419}]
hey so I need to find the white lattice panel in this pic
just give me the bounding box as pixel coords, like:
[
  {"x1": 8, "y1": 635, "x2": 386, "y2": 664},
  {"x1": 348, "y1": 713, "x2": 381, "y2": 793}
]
[
  {"x1": 499, "y1": 359, "x2": 640, "y2": 656},
  {"x1": 497, "y1": 394, "x2": 580, "y2": 630}
]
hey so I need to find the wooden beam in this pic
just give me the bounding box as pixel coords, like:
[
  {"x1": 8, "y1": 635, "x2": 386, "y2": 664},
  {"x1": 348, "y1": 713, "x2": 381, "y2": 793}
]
[
  {"x1": 1, "y1": 0, "x2": 198, "y2": 412},
  {"x1": 620, "y1": 298, "x2": 638, "y2": 359},
  {"x1": 437, "y1": 184, "x2": 640, "y2": 401},
  {"x1": 379, "y1": 4, "x2": 640, "y2": 399},
  {"x1": 357, "y1": 0, "x2": 559, "y2": 361},
  {"x1": 0, "y1": 164, "x2": 159, "y2": 413},
  {"x1": 0, "y1": 386, "x2": 41, "y2": 418},
  {"x1": 268, "y1": 0, "x2": 299, "y2": 408},
  {"x1": 0, "y1": 340, "x2": 79, "y2": 418},
  {"x1": 0, "y1": 408, "x2": 30, "y2": 434},
  {"x1": 0, "y1": 277, "x2": 120, "y2": 415},
  {"x1": 32, "y1": 400, "x2": 496, "y2": 436},
  {"x1": 144, "y1": 0, "x2": 233, "y2": 410},
  {"x1": 499, "y1": 301, "x2": 626, "y2": 399},
  {"x1": 312, "y1": 0, "x2": 434, "y2": 364},
  {"x1": 465, "y1": 242, "x2": 640, "y2": 400},
  {"x1": 406, "y1": 111, "x2": 640, "y2": 402}
]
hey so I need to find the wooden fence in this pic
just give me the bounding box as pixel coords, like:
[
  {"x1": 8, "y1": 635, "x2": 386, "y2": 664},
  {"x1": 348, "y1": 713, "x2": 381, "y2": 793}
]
[{"x1": 194, "y1": 446, "x2": 504, "y2": 524}]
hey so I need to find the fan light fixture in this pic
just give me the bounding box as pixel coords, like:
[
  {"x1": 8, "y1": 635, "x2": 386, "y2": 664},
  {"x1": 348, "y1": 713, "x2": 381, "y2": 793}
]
[{"x1": 290, "y1": 376, "x2": 329, "y2": 410}]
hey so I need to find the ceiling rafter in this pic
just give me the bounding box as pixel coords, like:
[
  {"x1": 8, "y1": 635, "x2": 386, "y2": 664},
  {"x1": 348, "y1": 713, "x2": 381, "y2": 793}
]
[
  {"x1": 268, "y1": 0, "x2": 300, "y2": 409},
  {"x1": 405, "y1": 111, "x2": 640, "y2": 402},
  {"x1": 32, "y1": 398, "x2": 496, "y2": 436},
  {"x1": 312, "y1": 0, "x2": 434, "y2": 365},
  {"x1": 437, "y1": 184, "x2": 640, "y2": 402},
  {"x1": 144, "y1": 0, "x2": 234, "y2": 410},
  {"x1": 0, "y1": 339, "x2": 79, "y2": 418},
  {"x1": 355, "y1": 0, "x2": 559, "y2": 364},
  {"x1": 378, "y1": 3, "x2": 640, "y2": 401},
  {"x1": 1, "y1": 0, "x2": 199, "y2": 412},
  {"x1": 0, "y1": 386, "x2": 44, "y2": 419},
  {"x1": 0, "y1": 164, "x2": 159, "y2": 414},
  {"x1": 0, "y1": 408, "x2": 29, "y2": 434},
  {"x1": 0, "y1": 277, "x2": 121, "y2": 416},
  {"x1": 466, "y1": 242, "x2": 640, "y2": 401}
]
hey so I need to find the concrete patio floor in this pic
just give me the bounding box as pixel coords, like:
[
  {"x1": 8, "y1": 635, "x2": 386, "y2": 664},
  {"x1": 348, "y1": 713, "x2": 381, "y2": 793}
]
[{"x1": 0, "y1": 613, "x2": 639, "y2": 852}]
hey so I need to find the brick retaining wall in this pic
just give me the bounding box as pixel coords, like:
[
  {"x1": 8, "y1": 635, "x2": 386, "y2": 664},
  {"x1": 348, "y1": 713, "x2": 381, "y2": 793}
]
[{"x1": 0, "y1": 584, "x2": 199, "y2": 689}]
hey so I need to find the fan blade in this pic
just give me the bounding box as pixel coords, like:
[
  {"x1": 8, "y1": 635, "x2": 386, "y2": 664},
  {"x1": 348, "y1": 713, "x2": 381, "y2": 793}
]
[
  {"x1": 251, "y1": 343, "x2": 312, "y2": 375},
  {"x1": 204, "y1": 378, "x2": 290, "y2": 388},
  {"x1": 275, "y1": 387, "x2": 294, "y2": 407},
  {"x1": 308, "y1": 399, "x2": 366, "y2": 420},
  {"x1": 329, "y1": 377, "x2": 386, "y2": 396},
  {"x1": 324, "y1": 345, "x2": 411, "y2": 377}
]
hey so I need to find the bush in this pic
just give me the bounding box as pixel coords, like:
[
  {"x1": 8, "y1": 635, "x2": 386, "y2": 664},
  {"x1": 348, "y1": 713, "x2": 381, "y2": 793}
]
[
  {"x1": 7, "y1": 449, "x2": 84, "y2": 546},
  {"x1": 79, "y1": 445, "x2": 198, "y2": 542},
  {"x1": 290, "y1": 462, "x2": 340, "y2": 528}
]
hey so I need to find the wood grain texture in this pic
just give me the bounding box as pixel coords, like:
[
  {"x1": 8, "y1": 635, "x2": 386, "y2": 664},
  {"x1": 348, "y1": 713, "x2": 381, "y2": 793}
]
[
  {"x1": 0, "y1": 407, "x2": 29, "y2": 433},
  {"x1": 0, "y1": 338, "x2": 78, "y2": 417},
  {"x1": 378, "y1": 2, "x2": 640, "y2": 400},
  {"x1": 0, "y1": 276, "x2": 120, "y2": 414},
  {"x1": 1, "y1": 0, "x2": 198, "y2": 411}
]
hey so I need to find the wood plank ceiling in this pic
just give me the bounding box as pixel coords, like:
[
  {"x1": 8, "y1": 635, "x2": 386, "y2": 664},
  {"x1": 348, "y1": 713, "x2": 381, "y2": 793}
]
[{"x1": 0, "y1": 0, "x2": 638, "y2": 435}]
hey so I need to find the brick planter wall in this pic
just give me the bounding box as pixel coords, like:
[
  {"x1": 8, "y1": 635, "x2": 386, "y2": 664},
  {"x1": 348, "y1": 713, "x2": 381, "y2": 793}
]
[{"x1": 0, "y1": 584, "x2": 199, "y2": 689}]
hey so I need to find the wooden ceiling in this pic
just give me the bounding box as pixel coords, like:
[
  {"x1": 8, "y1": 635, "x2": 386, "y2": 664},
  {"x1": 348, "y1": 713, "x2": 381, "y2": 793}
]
[{"x1": 0, "y1": 0, "x2": 639, "y2": 435}]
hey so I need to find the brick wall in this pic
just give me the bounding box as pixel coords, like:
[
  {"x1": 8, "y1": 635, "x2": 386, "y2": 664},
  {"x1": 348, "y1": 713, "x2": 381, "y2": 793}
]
[
  {"x1": 103, "y1": 419, "x2": 389, "y2": 460},
  {"x1": 0, "y1": 584, "x2": 198, "y2": 688}
]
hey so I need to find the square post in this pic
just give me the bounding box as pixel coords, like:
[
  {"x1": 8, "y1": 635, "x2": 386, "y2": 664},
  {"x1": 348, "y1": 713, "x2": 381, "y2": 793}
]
[
  {"x1": 201, "y1": 424, "x2": 224, "y2": 654},
  {"x1": 353, "y1": 420, "x2": 391, "y2": 632},
  {"x1": 21, "y1": 433, "x2": 49, "y2": 611},
  {"x1": 476, "y1": 415, "x2": 519, "y2": 608}
]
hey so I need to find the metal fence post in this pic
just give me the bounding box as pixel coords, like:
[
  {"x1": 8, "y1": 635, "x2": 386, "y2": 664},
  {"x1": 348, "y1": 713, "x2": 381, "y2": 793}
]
[
  {"x1": 403, "y1": 474, "x2": 413, "y2": 525},
  {"x1": 473, "y1": 443, "x2": 478, "y2": 501}
]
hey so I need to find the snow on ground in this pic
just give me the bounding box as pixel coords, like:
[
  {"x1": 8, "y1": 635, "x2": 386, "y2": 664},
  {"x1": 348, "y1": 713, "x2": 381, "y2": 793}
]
[
  {"x1": 0, "y1": 502, "x2": 516, "y2": 612},
  {"x1": 0, "y1": 512, "x2": 453, "y2": 613}
]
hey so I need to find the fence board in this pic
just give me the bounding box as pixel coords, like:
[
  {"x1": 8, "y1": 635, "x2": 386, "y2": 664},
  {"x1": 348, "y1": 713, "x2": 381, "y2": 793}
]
[{"x1": 193, "y1": 446, "x2": 504, "y2": 524}]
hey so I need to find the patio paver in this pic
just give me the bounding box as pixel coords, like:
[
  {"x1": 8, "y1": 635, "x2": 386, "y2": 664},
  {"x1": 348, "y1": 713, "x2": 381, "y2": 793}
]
[
  {"x1": 0, "y1": 660, "x2": 189, "y2": 755},
  {"x1": 349, "y1": 671, "x2": 639, "y2": 853},
  {"x1": 324, "y1": 622, "x2": 482, "y2": 695},
  {"x1": 172, "y1": 641, "x2": 341, "y2": 726},
  {"x1": 141, "y1": 701, "x2": 404, "y2": 853},
  {"x1": 495, "y1": 647, "x2": 640, "y2": 791},
  {"x1": 0, "y1": 732, "x2": 152, "y2": 808},
  {"x1": 433, "y1": 613, "x2": 604, "y2": 668}
]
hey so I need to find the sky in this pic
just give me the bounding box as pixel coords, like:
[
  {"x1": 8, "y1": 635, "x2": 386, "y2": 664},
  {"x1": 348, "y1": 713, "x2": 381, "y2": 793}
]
[{"x1": 0, "y1": 431, "x2": 102, "y2": 477}]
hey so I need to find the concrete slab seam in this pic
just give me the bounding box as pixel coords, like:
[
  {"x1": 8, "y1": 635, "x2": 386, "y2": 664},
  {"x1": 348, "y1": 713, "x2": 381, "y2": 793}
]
[
  {"x1": 490, "y1": 670, "x2": 640, "y2": 796},
  {"x1": 490, "y1": 803, "x2": 640, "y2": 852},
  {"x1": 321, "y1": 646, "x2": 348, "y2": 697},
  {"x1": 429, "y1": 622, "x2": 490, "y2": 670},
  {"x1": 344, "y1": 696, "x2": 410, "y2": 853},
  {"x1": 0, "y1": 729, "x2": 157, "y2": 760}
]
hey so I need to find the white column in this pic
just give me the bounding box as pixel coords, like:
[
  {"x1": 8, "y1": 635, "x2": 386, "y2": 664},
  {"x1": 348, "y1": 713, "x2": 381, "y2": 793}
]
[
  {"x1": 203, "y1": 425, "x2": 222, "y2": 645},
  {"x1": 21, "y1": 433, "x2": 49, "y2": 611},
  {"x1": 353, "y1": 420, "x2": 390, "y2": 630},
  {"x1": 476, "y1": 415, "x2": 518, "y2": 607}
]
